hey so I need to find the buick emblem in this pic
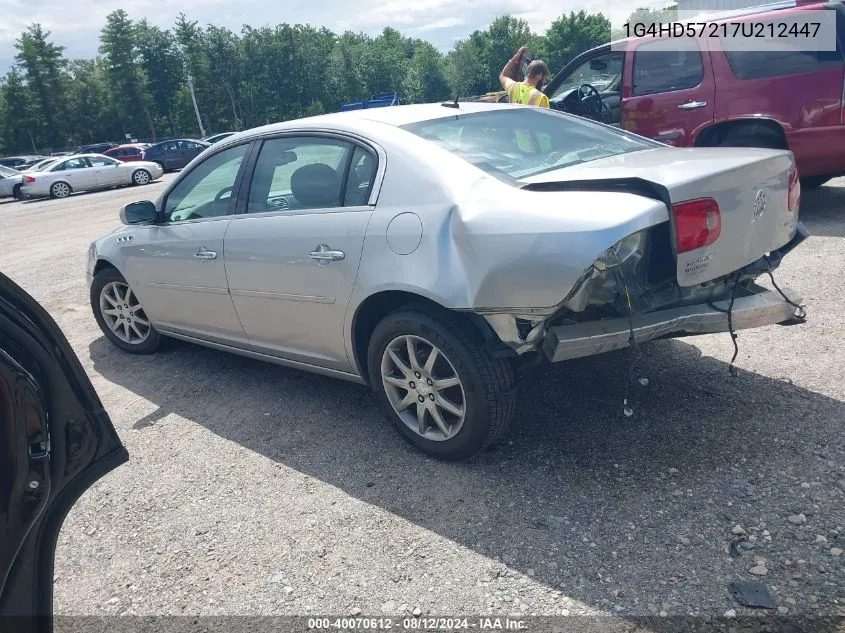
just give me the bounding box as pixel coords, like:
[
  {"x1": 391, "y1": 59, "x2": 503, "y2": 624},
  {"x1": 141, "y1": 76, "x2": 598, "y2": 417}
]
[{"x1": 753, "y1": 190, "x2": 766, "y2": 220}]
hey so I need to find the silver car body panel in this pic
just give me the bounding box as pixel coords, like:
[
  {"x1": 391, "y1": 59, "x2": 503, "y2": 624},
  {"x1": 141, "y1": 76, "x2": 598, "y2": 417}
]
[{"x1": 89, "y1": 103, "x2": 804, "y2": 378}]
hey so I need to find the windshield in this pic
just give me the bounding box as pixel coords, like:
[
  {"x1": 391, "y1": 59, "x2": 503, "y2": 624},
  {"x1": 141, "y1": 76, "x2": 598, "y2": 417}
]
[
  {"x1": 401, "y1": 108, "x2": 656, "y2": 181},
  {"x1": 551, "y1": 51, "x2": 625, "y2": 100}
]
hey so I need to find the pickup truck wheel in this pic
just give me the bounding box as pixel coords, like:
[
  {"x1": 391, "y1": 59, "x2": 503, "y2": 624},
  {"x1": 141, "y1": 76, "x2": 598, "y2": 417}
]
[
  {"x1": 368, "y1": 306, "x2": 516, "y2": 460},
  {"x1": 90, "y1": 268, "x2": 161, "y2": 354}
]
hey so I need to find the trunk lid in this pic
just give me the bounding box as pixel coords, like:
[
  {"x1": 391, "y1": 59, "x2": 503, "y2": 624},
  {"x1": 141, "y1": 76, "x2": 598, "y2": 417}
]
[{"x1": 520, "y1": 147, "x2": 799, "y2": 287}]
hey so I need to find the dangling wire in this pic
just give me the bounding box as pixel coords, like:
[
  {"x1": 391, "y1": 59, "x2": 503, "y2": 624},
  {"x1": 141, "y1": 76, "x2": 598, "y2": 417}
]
[
  {"x1": 763, "y1": 254, "x2": 807, "y2": 320},
  {"x1": 725, "y1": 272, "x2": 741, "y2": 377},
  {"x1": 611, "y1": 248, "x2": 640, "y2": 418}
]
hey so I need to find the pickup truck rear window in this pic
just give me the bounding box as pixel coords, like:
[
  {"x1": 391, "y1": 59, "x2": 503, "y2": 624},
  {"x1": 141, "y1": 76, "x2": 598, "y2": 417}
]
[{"x1": 401, "y1": 108, "x2": 659, "y2": 181}]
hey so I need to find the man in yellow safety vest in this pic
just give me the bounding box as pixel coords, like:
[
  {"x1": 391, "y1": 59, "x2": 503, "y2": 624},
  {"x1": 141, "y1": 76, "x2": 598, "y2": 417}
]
[{"x1": 499, "y1": 46, "x2": 550, "y2": 108}]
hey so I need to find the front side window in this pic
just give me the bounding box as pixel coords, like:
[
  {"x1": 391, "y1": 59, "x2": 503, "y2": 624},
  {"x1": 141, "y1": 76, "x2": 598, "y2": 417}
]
[
  {"x1": 551, "y1": 51, "x2": 625, "y2": 100},
  {"x1": 632, "y1": 38, "x2": 704, "y2": 96},
  {"x1": 162, "y1": 143, "x2": 248, "y2": 222},
  {"x1": 402, "y1": 109, "x2": 658, "y2": 181},
  {"x1": 246, "y1": 137, "x2": 354, "y2": 213}
]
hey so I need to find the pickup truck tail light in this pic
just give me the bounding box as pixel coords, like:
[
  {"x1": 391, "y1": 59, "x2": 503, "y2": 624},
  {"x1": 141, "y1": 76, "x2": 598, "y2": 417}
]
[
  {"x1": 24, "y1": 175, "x2": 35, "y2": 184},
  {"x1": 672, "y1": 198, "x2": 721, "y2": 254},
  {"x1": 788, "y1": 165, "x2": 800, "y2": 213}
]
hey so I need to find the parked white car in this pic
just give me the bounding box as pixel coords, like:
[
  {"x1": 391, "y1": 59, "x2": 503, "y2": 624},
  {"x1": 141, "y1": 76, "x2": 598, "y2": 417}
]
[
  {"x1": 0, "y1": 165, "x2": 23, "y2": 200},
  {"x1": 21, "y1": 153, "x2": 164, "y2": 199}
]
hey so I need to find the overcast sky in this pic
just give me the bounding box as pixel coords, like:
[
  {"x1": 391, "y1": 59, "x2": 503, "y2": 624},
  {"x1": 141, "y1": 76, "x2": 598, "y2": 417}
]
[{"x1": 0, "y1": 0, "x2": 669, "y2": 72}]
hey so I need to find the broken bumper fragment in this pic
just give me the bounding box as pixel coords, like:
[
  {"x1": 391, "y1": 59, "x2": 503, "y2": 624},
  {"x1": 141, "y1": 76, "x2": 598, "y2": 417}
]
[{"x1": 543, "y1": 283, "x2": 802, "y2": 363}]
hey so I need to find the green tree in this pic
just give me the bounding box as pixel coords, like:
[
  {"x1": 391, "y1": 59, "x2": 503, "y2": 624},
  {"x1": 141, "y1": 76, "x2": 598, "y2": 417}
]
[
  {"x1": 135, "y1": 21, "x2": 184, "y2": 136},
  {"x1": 545, "y1": 11, "x2": 611, "y2": 72},
  {"x1": 0, "y1": 69, "x2": 38, "y2": 153},
  {"x1": 612, "y1": 6, "x2": 679, "y2": 40},
  {"x1": 403, "y1": 42, "x2": 448, "y2": 103},
  {"x1": 14, "y1": 24, "x2": 68, "y2": 149},
  {"x1": 99, "y1": 9, "x2": 155, "y2": 140},
  {"x1": 64, "y1": 59, "x2": 112, "y2": 147}
]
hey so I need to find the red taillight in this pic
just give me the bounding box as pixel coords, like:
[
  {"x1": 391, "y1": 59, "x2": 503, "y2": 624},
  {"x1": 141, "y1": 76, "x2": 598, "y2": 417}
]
[
  {"x1": 672, "y1": 198, "x2": 721, "y2": 253},
  {"x1": 787, "y1": 165, "x2": 800, "y2": 213},
  {"x1": 24, "y1": 175, "x2": 35, "y2": 183}
]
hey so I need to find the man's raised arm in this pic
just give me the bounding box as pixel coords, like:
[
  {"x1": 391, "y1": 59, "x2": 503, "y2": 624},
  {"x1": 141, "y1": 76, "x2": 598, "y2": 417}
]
[{"x1": 499, "y1": 46, "x2": 526, "y2": 90}]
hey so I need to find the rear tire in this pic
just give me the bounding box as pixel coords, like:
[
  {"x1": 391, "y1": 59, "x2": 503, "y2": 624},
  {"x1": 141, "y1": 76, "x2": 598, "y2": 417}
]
[
  {"x1": 12, "y1": 184, "x2": 22, "y2": 200},
  {"x1": 367, "y1": 305, "x2": 516, "y2": 461},
  {"x1": 91, "y1": 267, "x2": 161, "y2": 354},
  {"x1": 50, "y1": 181, "x2": 71, "y2": 199}
]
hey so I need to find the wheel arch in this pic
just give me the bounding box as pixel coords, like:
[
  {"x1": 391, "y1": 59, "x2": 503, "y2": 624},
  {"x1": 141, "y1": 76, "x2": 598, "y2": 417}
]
[
  {"x1": 694, "y1": 117, "x2": 789, "y2": 149},
  {"x1": 92, "y1": 258, "x2": 119, "y2": 277},
  {"x1": 349, "y1": 290, "x2": 511, "y2": 384}
]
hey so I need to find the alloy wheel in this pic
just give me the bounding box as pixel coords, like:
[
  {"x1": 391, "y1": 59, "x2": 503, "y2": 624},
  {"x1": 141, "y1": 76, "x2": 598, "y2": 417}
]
[
  {"x1": 133, "y1": 170, "x2": 150, "y2": 185},
  {"x1": 52, "y1": 182, "x2": 70, "y2": 198},
  {"x1": 99, "y1": 281, "x2": 151, "y2": 345},
  {"x1": 380, "y1": 335, "x2": 467, "y2": 441}
]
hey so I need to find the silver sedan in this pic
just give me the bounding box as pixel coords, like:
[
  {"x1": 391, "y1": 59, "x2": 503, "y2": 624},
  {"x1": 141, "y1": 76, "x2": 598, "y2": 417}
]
[
  {"x1": 21, "y1": 153, "x2": 164, "y2": 199},
  {"x1": 87, "y1": 102, "x2": 807, "y2": 460},
  {"x1": 0, "y1": 165, "x2": 23, "y2": 200}
]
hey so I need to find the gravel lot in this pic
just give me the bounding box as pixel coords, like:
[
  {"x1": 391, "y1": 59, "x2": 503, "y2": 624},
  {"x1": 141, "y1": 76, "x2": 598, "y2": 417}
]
[{"x1": 0, "y1": 175, "x2": 843, "y2": 625}]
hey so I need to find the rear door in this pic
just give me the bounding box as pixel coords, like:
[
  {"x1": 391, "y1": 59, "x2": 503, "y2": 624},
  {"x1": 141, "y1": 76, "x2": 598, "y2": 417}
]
[
  {"x1": 621, "y1": 36, "x2": 716, "y2": 145},
  {"x1": 223, "y1": 134, "x2": 378, "y2": 371},
  {"x1": 0, "y1": 271, "x2": 127, "y2": 620},
  {"x1": 52, "y1": 156, "x2": 96, "y2": 190}
]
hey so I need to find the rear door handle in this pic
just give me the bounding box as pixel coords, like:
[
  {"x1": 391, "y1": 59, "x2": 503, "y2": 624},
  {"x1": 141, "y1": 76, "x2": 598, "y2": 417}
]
[
  {"x1": 678, "y1": 101, "x2": 708, "y2": 110},
  {"x1": 194, "y1": 247, "x2": 217, "y2": 261},
  {"x1": 309, "y1": 245, "x2": 345, "y2": 262}
]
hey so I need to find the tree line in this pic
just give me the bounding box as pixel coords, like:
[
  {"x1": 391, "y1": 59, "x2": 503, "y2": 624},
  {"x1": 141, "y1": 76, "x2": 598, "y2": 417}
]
[{"x1": 0, "y1": 7, "x2": 675, "y2": 155}]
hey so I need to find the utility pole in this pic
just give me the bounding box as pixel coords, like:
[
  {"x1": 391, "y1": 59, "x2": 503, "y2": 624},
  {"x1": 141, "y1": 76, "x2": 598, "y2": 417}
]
[{"x1": 186, "y1": 74, "x2": 206, "y2": 138}]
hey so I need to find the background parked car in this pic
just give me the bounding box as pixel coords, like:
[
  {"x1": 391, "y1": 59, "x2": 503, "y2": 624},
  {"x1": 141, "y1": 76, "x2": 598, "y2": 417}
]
[
  {"x1": 77, "y1": 142, "x2": 118, "y2": 154},
  {"x1": 0, "y1": 155, "x2": 42, "y2": 169},
  {"x1": 0, "y1": 165, "x2": 23, "y2": 200},
  {"x1": 103, "y1": 144, "x2": 145, "y2": 162},
  {"x1": 540, "y1": 0, "x2": 845, "y2": 188},
  {"x1": 142, "y1": 139, "x2": 210, "y2": 171},
  {"x1": 15, "y1": 156, "x2": 50, "y2": 171},
  {"x1": 203, "y1": 132, "x2": 235, "y2": 144},
  {"x1": 19, "y1": 157, "x2": 59, "y2": 173},
  {"x1": 21, "y1": 153, "x2": 163, "y2": 199}
]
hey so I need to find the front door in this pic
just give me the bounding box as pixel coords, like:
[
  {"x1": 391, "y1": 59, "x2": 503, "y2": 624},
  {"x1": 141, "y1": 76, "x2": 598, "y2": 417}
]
[
  {"x1": 224, "y1": 135, "x2": 378, "y2": 371},
  {"x1": 621, "y1": 36, "x2": 716, "y2": 146},
  {"x1": 0, "y1": 271, "x2": 127, "y2": 619},
  {"x1": 88, "y1": 155, "x2": 124, "y2": 186},
  {"x1": 121, "y1": 141, "x2": 252, "y2": 345}
]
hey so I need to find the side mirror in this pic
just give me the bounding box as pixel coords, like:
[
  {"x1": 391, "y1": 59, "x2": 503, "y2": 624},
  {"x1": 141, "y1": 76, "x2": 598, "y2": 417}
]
[{"x1": 120, "y1": 200, "x2": 156, "y2": 225}]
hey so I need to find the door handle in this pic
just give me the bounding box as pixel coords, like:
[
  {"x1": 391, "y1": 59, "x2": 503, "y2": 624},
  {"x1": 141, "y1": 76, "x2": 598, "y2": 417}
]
[
  {"x1": 678, "y1": 101, "x2": 708, "y2": 110},
  {"x1": 309, "y1": 245, "x2": 345, "y2": 262},
  {"x1": 194, "y1": 247, "x2": 217, "y2": 261}
]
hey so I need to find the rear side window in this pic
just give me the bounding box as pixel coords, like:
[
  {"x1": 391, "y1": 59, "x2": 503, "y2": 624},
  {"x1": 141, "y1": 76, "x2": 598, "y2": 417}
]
[
  {"x1": 632, "y1": 38, "x2": 704, "y2": 96},
  {"x1": 724, "y1": 48, "x2": 843, "y2": 80}
]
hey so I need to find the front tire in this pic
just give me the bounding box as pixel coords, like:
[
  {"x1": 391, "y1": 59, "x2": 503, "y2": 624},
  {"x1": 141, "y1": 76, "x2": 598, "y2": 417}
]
[
  {"x1": 367, "y1": 306, "x2": 516, "y2": 460},
  {"x1": 50, "y1": 181, "x2": 71, "y2": 199},
  {"x1": 132, "y1": 168, "x2": 152, "y2": 186},
  {"x1": 91, "y1": 268, "x2": 161, "y2": 354}
]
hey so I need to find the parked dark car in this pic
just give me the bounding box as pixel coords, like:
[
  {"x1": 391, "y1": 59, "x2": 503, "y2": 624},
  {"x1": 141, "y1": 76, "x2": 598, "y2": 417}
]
[
  {"x1": 77, "y1": 142, "x2": 118, "y2": 154},
  {"x1": 0, "y1": 270, "x2": 128, "y2": 623},
  {"x1": 0, "y1": 156, "x2": 42, "y2": 169},
  {"x1": 142, "y1": 139, "x2": 210, "y2": 171}
]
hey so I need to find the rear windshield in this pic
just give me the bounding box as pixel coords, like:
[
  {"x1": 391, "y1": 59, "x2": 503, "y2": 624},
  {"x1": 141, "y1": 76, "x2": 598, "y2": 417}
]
[{"x1": 401, "y1": 108, "x2": 658, "y2": 181}]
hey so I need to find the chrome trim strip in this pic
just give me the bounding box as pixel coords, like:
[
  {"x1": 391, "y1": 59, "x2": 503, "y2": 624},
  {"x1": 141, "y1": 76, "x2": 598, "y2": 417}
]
[
  {"x1": 143, "y1": 282, "x2": 229, "y2": 295},
  {"x1": 230, "y1": 289, "x2": 335, "y2": 304}
]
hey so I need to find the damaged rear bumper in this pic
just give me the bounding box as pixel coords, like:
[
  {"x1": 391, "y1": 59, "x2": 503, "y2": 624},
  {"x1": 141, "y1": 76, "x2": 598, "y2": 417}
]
[{"x1": 542, "y1": 283, "x2": 802, "y2": 363}]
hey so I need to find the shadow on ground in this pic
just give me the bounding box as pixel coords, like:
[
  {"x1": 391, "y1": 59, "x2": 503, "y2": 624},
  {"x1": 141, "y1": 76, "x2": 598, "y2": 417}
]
[
  {"x1": 89, "y1": 332, "x2": 845, "y2": 622},
  {"x1": 799, "y1": 185, "x2": 845, "y2": 238}
]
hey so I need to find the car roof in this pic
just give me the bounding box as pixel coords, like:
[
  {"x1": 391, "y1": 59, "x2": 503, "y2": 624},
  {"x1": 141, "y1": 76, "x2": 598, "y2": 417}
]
[{"x1": 239, "y1": 102, "x2": 530, "y2": 136}]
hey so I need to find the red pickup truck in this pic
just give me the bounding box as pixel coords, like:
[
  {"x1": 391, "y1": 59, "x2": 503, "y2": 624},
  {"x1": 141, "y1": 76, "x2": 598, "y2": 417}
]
[{"x1": 543, "y1": 0, "x2": 845, "y2": 188}]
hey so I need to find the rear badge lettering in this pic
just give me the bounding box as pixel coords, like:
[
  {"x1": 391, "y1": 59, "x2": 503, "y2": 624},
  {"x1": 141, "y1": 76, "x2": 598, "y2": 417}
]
[
  {"x1": 685, "y1": 253, "x2": 713, "y2": 274},
  {"x1": 753, "y1": 190, "x2": 766, "y2": 221}
]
